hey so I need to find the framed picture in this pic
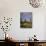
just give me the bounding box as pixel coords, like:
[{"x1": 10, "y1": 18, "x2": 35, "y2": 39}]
[{"x1": 20, "y1": 12, "x2": 32, "y2": 28}]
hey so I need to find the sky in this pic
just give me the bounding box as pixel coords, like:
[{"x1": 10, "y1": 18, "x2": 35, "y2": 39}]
[{"x1": 20, "y1": 12, "x2": 32, "y2": 22}]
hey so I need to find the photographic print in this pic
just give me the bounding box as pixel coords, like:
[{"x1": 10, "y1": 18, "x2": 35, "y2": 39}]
[{"x1": 20, "y1": 12, "x2": 32, "y2": 28}]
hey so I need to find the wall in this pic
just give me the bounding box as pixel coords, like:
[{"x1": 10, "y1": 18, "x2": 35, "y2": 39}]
[{"x1": 0, "y1": 0, "x2": 46, "y2": 40}]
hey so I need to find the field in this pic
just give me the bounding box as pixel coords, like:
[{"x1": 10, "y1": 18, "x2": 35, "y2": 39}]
[{"x1": 20, "y1": 21, "x2": 32, "y2": 28}]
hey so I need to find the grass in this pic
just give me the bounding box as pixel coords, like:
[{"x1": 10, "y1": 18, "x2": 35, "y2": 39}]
[{"x1": 20, "y1": 21, "x2": 32, "y2": 28}]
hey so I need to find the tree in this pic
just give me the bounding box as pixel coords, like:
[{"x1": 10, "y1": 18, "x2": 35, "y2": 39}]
[{"x1": 1, "y1": 17, "x2": 12, "y2": 39}]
